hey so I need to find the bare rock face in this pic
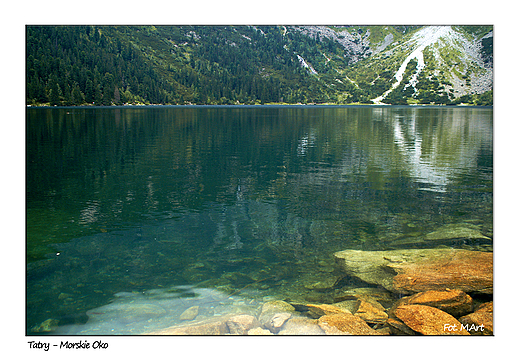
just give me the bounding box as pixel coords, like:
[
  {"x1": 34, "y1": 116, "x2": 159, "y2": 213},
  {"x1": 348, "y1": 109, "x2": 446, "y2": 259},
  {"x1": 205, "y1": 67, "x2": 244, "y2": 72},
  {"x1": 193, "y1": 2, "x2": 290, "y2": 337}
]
[
  {"x1": 334, "y1": 248, "x2": 492, "y2": 295},
  {"x1": 394, "y1": 289, "x2": 473, "y2": 317},
  {"x1": 394, "y1": 305, "x2": 470, "y2": 335},
  {"x1": 458, "y1": 301, "x2": 493, "y2": 335}
]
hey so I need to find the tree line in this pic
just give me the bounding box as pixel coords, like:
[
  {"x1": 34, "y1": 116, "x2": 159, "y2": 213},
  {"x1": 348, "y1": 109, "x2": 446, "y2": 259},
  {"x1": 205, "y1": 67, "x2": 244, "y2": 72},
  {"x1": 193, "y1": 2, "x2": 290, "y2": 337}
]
[{"x1": 26, "y1": 25, "x2": 361, "y2": 106}]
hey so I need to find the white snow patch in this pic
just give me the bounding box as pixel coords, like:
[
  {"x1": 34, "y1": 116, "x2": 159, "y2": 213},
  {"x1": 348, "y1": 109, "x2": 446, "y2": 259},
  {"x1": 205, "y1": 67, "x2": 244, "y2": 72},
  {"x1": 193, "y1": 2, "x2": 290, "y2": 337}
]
[{"x1": 373, "y1": 26, "x2": 452, "y2": 104}]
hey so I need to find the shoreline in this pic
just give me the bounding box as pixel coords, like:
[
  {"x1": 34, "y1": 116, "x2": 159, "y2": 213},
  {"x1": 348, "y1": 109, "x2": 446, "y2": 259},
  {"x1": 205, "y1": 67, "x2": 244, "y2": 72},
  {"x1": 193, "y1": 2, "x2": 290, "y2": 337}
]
[{"x1": 26, "y1": 103, "x2": 493, "y2": 109}]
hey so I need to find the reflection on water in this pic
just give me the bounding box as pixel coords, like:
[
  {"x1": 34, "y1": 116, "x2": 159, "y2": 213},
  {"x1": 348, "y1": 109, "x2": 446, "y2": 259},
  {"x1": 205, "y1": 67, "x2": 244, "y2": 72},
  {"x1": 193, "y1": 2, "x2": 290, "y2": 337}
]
[{"x1": 26, "y1": 106, "x2": 492, "y2": 334}]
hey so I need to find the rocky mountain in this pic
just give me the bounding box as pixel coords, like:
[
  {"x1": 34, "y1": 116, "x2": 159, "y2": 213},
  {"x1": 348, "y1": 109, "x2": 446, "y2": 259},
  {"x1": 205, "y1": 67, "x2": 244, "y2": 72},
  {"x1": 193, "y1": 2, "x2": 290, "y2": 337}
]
[
  {"x1": 26, "y1": 25, "x2": 493, "y2": 106},
  {"x1": 292, "y1": 25, "x2": 492, "y2": 105}
]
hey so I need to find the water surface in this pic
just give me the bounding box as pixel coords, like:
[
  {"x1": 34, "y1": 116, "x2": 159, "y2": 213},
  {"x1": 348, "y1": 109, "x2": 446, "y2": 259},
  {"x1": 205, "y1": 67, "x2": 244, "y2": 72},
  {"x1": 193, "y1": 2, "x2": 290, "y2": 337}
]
[{"x1": 26, "y1": 106, "x2": 493, "y2": 334}]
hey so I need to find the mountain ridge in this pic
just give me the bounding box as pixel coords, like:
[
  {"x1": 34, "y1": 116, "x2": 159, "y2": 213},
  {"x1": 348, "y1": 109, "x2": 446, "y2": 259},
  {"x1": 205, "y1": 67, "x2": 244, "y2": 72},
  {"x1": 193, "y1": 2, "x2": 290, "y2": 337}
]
[{"x1": 26, "y1": 25, "x2": 493, "y2": 106}]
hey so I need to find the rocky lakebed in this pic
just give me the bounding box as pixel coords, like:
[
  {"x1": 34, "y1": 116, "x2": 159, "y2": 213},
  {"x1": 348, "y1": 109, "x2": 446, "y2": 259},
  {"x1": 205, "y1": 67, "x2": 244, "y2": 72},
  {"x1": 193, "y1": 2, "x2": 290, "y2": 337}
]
[
  {"x1": 34, "y1": 222, "x2": 493, "y2": 336},
  {"x1": 144, "y1": 247, "x2": 493, "y2": 336}
]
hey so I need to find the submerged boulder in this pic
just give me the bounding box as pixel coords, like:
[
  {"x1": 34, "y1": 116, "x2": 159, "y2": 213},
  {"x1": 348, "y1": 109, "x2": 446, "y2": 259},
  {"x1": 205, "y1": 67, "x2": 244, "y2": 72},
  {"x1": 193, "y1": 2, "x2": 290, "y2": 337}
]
[
  {"x1": 334, "y1": 248, "x2": 492, "y2": 295},
  {"x1": 394, "y1": 305, "x2": 470, "y2": 335},
  {"x1": 424, "y1": 223, "x2": 491, "y2": 241},
  {"x1": 278, "y1": 317, "x2": 325, "y2": 335},
  {"x1": 318, "y1": 313, "x2": 380, "y2": 335},
  {"x1": 393, "y1": 289, "x2": 473, "y2": 317}
]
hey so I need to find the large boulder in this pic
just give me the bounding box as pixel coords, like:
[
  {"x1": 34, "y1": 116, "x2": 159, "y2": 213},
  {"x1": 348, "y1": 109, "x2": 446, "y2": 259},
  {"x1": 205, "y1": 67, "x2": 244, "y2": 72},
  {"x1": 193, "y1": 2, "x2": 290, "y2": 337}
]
[
  {"x1": 393, "y1": 289, "x2": 473, "y2": 317},
  {"x1": 394, "y1": 305, "x2": 470, "y2": 335},
  {"x1": 334, "y1": 248, "x2": 492, "y2": 295},
  {"x1": 318, "y1": 313, "x2": 380, "y2": 335}
]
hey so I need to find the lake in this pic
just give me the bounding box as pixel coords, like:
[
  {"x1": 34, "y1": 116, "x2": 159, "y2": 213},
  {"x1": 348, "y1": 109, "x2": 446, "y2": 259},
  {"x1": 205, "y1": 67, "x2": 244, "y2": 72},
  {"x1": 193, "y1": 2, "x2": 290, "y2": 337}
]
[{"x1": 26, "y1": 105, "x2": 493, "y2": 334}]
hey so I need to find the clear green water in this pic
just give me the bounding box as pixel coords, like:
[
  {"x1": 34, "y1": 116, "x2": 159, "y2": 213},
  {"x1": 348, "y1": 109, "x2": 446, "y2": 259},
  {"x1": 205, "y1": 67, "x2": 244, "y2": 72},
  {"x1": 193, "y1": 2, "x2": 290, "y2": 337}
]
[{"x1": 26, "y1": 106, "x2": 493, "y2": 334}]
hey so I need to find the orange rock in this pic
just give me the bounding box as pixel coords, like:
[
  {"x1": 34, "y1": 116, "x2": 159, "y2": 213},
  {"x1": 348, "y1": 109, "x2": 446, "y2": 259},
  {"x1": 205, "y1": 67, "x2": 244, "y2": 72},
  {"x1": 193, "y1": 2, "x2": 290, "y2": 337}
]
[
  {"x1": 458, "y1": 301, "x2": 493, "y2": 335},
  {"x1": 396, "y1": 289, "x2": 473, "y2": 317},
  {"x1": 386, "y1": 317, "x2": 416, "y2": 335},
  {"x1": 390, "y1": 251, "x2": 492, "y2": 295},
  {"x1": 306, "y1": 303, "x2": 352, "y2": 318},
  {"x1": 354, "y1": 297, "x2": 388, "y2": 324},
  {"x1": 394, "y1": 305, "x2": 470, "y2": 335},
  {"x1": 335, "y1": 249, "x2": 493, "y2": 295},
  {"x1": 475, "y1": 301, "x2": 493, "y2": 313},
  {"x1": 318, "y1": 313, "x2": 380, "y2": 335}
]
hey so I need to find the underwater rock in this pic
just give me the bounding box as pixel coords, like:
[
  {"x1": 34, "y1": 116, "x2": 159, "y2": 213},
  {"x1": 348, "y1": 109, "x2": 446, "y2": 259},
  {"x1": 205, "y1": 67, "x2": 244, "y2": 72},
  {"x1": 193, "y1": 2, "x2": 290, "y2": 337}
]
[
  {"x1": 31, "y1": 318, "x2": 59, "y2": 333},
  {"x1": 258, "y1": 300, "x2": 295, "y2": 320},
  {"x1": 331, "y1": 300, "x2": 359, "y2": 314},
  {"x1": 258, "y1": 300, "x2": 297, "y2": 333},
  {"x1": 318, "y1": 313, "x2": 380, "y2": 335},
  {"x1": 334, "y1": 248, "x2": 492, "y2": 295},
  {"x1": 424, "y1": 223, "x2": 491, "y2": 241},
  {"x1": 247, "y1": 327, "x2": 274, "y2": 335},
  {"x1": 354, "y1": 297, "x2": 388, "y2": 324},
  {"x1": 86, "y1": 303, "x2": 168, "y2": 324},
  {"x1": 179, "y1": 305, "x2": 199, "y2": 321},
  {"x1": 305, "y1": 303, "x2": 352, "y2": 318},
  {"x1": 144, "y1": 315, "x2": 230, "y2": 335},
  {"x1": 393, "y1": 289, "x2": 473, "y2": 318},
  {"x1": 303, "y1": 274, "x2": 340, "y2": 292},
  {"x1": 394, "y1": 305, "x2": 470, "y2": 335},
  {"x1": 386, "y1": 317, "x2": 416, "y2": 335},
  {"x1": 333, "y1": 287, "x2": 396, "y2": 307},
  {"x1": 458, "y1": 301, "x2": 493, "y2": 335},
  {"x1": 278, "y1": 317, "x2": 325, "y2": 335},
  {"x1": 264, "y1": 312, "x2": 292, "y2": 333},
  {"x1": 226, "y1": 314, "x2": 260, "y2": 335}
]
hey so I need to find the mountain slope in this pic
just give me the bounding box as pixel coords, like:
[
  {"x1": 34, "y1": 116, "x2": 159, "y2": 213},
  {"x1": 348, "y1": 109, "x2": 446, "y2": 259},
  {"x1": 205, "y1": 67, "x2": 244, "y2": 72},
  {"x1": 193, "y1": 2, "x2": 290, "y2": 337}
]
[
  {"x1": 341, "y1": 25, "x2": 493, "y2": 105},
  {"x1": 26, "y1": 25, "x2": 493, "y2": 106}
]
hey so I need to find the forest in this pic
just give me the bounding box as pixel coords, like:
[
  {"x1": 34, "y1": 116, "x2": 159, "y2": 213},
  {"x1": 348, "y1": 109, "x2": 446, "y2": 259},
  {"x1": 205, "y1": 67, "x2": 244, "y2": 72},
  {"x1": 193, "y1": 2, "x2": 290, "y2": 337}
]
[{"x1": 26, "y1": 25, "x2": 492, "y2": 106}]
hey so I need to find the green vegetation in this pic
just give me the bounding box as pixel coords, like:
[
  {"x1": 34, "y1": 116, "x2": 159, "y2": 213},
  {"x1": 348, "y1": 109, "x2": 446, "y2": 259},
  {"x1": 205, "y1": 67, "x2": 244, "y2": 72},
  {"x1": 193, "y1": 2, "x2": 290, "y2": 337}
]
[{"x1": 26, "y1": 25, "x2": 493, "y2": 106}]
